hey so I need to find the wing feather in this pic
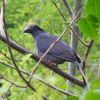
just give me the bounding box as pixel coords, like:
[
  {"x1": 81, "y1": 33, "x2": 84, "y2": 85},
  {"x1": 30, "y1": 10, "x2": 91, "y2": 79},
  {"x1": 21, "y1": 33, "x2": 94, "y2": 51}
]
[{"x1": 35, "y1": 34, "x2": 78, "y2": 62}]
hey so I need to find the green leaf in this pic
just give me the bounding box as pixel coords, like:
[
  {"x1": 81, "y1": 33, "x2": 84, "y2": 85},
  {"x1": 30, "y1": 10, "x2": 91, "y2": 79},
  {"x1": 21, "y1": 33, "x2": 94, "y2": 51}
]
[
  {"x1": 78, "y1": 15, "x2": 99, "y2": 41},
  {"x1": 85, "y1": 0, "x2": 100, "y2": 22}
]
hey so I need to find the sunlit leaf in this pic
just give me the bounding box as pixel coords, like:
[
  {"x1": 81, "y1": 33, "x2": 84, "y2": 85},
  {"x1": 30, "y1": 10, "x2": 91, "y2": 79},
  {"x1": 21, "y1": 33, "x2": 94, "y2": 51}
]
[
  {"x1": 85, "y1": 0, "x2": 100, "y2": 22},
  {"x1": 78, "y1": 15, "x2": 99, "y2": 42}
]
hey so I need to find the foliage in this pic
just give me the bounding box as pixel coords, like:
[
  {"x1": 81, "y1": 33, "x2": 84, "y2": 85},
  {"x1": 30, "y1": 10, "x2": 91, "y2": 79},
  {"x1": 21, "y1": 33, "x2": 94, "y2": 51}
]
[
  {"x1": 0, "y1": 0, "x2": 100, "y2": 100},
  {"x1": 78, "y1": 0, "x2": 100, "y2": 42}
]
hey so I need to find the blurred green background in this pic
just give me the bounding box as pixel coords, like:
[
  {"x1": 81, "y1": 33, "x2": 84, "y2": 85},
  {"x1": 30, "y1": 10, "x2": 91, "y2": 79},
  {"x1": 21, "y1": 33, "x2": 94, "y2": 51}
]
[{"x1": 0, "y1": 0, "x2": 100, "y2": 100}]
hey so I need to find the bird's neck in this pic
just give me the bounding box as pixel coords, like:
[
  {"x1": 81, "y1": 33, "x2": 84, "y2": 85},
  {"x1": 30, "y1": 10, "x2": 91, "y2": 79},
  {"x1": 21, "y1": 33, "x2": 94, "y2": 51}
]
[{"x1": 32, "y1": 29, "x2": 45, "y2": 38}]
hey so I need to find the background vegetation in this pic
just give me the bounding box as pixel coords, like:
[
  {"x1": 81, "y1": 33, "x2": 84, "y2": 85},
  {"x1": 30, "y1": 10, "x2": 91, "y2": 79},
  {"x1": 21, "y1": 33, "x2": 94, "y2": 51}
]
[{"x1": 0, "y1": 0, "x2": 100, "y2": 100}]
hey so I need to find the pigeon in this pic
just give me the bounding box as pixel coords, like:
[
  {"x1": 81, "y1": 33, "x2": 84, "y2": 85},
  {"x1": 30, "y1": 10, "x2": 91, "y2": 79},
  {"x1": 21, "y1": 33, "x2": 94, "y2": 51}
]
[
  {"x1": 23, "y1": 24, "x2": 81, "y2": 65},
  {"x1": 23, "y1": 23, "x2": 89, "y2": 88}
]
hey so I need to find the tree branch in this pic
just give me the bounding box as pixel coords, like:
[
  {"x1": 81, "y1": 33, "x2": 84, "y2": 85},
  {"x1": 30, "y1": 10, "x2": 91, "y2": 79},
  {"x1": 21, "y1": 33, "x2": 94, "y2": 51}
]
[
  {"x1": 28, "y1": 16, "x2": 82, "y2": 83},
  {"x1": 70, "y1": 28, "x2": 88, "y2": 47},
  {"x1": 0, "y1": 60, "x2": 30, "y2": 76},
  {"x1": 82, "y1": 40, "x2": 94, "y2": 70},
  {"x1": 0, "y1": 0, "x2": 86, "y2": 87},
  {"x1": 28, "y1": 26, "x2": 69, "y2": 82},
  {"x1": 2, "y1": 81, "x2": 12, "y2": 99},
  {"x1": 36, "y1": 77, "x2": 76, "y2": 96},
  {"x1": 2, "y1": 0, "x2": 36, "y2": 92},
  {"x1": 0, "y1": 61, "x2": 76, "y2": 96},
  {"x1": 66, "y1": 0, "x2": 83, "y2": 88},
  {"x1": 0, "y1": 35, "x2": 85, "y2": 87},
  {"x1": 0, "y1": 50, "x2": 21, "y2": 61},
  {"x1": 62, "y1": 0, "x2": 73, "y2": 17},
  {"x1": 52, "y1": 0, "x2": 66, "y2": 22},
  {"x1": 0, "y1": 74, "x2": 27, "y2": 88}
]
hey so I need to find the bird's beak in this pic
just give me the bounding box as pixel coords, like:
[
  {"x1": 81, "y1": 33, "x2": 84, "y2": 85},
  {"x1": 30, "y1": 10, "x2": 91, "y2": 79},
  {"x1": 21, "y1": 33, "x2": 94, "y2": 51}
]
[
  {"x1": 23, "y1": 29, "x2": 27, "y2": 33},
  {"x1": 23, "y1": 27, "x2": 29, "y2": 33}
]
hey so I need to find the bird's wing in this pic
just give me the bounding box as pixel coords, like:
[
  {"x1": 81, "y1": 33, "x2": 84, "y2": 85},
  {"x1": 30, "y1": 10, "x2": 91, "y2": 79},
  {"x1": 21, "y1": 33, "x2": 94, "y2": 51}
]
[{"x1": 36, "y1": 34, "x2": 76, "y2": 61}]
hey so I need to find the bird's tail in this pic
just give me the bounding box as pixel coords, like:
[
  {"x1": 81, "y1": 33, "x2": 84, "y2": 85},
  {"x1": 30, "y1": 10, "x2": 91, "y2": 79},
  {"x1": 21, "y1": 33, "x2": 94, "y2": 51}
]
[{"x1": 74, "y1": 61, "x2": 90, "y2": 91}]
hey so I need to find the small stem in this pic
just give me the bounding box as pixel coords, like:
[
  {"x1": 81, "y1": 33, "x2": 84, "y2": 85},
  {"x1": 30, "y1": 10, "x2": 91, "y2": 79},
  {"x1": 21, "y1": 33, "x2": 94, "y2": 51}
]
[
  {"x1": 36, "y1": 77, "x2": 76, "y2": 96},
  {"x1": 52, "y1": 0, "x2": 66, "y2": 21},
  {"x1": 62, "y1": 0, "x2": 73, "y2": 17},
  {"x1": 28, "y1": 17, "x2": 78, "y2": 83},
  {"x1": 71, "y1": 28, "x2": 88, "y2": 47}
]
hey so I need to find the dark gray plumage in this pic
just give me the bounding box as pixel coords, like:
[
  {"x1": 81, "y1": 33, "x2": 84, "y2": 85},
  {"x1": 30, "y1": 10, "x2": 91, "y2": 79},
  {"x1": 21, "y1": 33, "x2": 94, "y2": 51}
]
[
  {"x1": 23, "y1": 24, "x2": 89, "y2": 89},
  {"x1": 23, "y1": 24, "x2": 81, "y2": 66}
]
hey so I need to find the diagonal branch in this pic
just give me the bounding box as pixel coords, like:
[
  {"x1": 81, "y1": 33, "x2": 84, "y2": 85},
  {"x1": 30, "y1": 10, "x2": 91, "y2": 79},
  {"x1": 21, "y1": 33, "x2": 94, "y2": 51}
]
[
  {"x1": 82, "y1": 40, "x2": 94, "y2": 70},
  {"x1": 28, "y1": 26, "x2": 69, "y2": 82},
  {"x1": 0, "y1": 35, "x2": 85, "y2": 87},
  {"x1": 0, "y1": 74, "x2": 27, "y2": 88},
  {"x1": 28, "y1": 16, "x2": 80, "y2": 83},
  {"x1": 62, "y1": 0, "x2": 73, "y2": 17},
  {"x1": 52, "y1": 0, "x2": 87, "y2": 48},
  {"x1": 2, "y1": 81, "x2": 13, "y2": 99},
  {"x1": 2, "y1": 0, "x2": 36, "y2": 92},
  {"x1": 0, "y1": 60, "x2": 30, "y2": 75},
  {"x1": 36, "y1": 77, "x2": 76, "y2": 96},
  {"x1": 0, "y1": 51, "x2": 12, "y2": 60},
  {"x1": 0, "y1": 51, "x2": 21, "y2": 61},
  {"x1": 0, "y1": 61, "x2": 76, "y2": 96},
  {"x1": 0, "y1": 4, "x2": 86, "y2": 87},
  {"x1": 70, "y1": 28, "x2": 88, "y2": 47},
  {"x1": 52, "y1": 0, "x2": 66, "y2": 22}
]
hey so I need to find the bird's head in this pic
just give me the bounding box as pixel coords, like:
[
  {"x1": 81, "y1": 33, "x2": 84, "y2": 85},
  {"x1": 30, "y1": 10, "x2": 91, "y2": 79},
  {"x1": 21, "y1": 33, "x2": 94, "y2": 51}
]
[{"x1": 23, "y1": 24, "x2": 45, "y2": 37}]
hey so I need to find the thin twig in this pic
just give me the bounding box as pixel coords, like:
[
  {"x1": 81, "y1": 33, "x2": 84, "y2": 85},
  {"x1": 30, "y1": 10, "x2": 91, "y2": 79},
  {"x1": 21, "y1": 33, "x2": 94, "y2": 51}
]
[
  {"x1": 0, "y1": 51, "x2": 12, "y2": 60},
  {"x1": 0, "y1": 60, "x2": 81, "y2": 96},
  {"x1": 52, "y1": 0, "x2": 66, "y2": 21},
  {"x1": 42, "y1": 96, "x2": 49, "y2": 100},
  {"x1": 62, "y1": 0, "x2": 73, "y2": 17},
  {"x1": 0, "y1": 60, "x2": 30, "y2": 75},
  {"x1": 0, "y1": 74, "x2": 27, "y2": 88},
  {"x1": 62, "y1": 0, "x2": 89, "y2": 89},
  {"x1": 82, "y1": 40, "x2": 94, "y2": 70},
  {"x1": 81, "y1": 40, "x2": 93, "y2": 86},
  {"x1": 0, "y1": 32, "x2": 85, "y2": 87},
  {"x1": 28, "y1": 27, "x2": 68, "y2": 82},
  {"x1": 2, "y1": 0, "x2": 36, "y2": 92},
  {"x1": 2, "y1": 81, "x2": 13, "y2": 99},
  {"x1": 28, "y1": 16, "x2": 78, "y2": 83},
  {"x1": 0, "y1": 7, "x2": 87, "y2": 87},
  {"x1": 52, "y1": 1, "x2": 87, "y2": 48},
  {"x1": 71, "y1": 28, "x2": 88, "y2": 47},
  {"x1": 0, "y1": 60, "x2": 77, "y2": 96},
  {"x1": 0, "y1": 51, "x2": 21, "y2": 61},
  {"x1": 35, "y1": 77, "x2": 76, "y2": 96}
]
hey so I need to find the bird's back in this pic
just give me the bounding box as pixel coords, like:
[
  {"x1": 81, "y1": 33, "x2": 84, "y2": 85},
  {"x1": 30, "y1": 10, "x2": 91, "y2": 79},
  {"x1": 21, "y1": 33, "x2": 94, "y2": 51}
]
[{"x1": 35, "y1": 33, "x2": 81, "y2": 64}]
